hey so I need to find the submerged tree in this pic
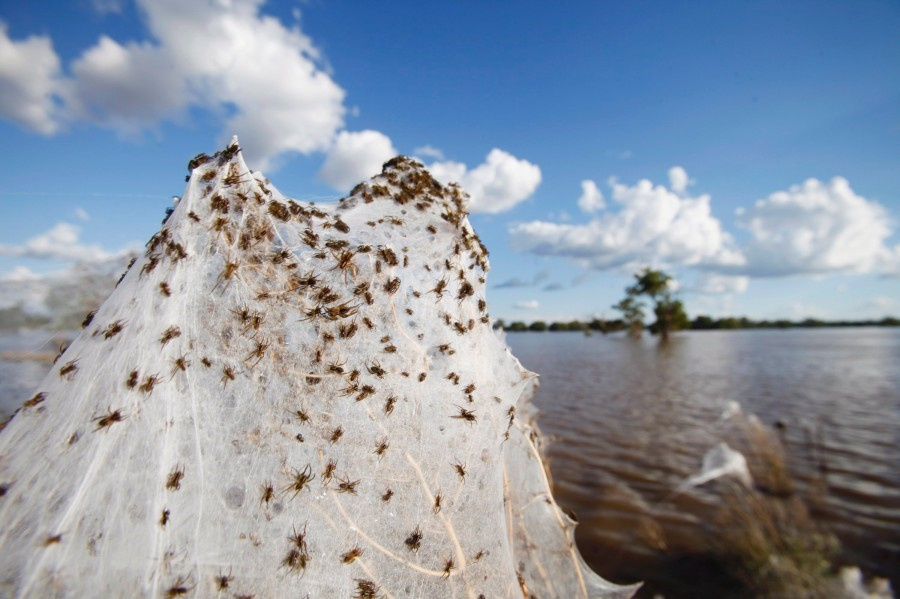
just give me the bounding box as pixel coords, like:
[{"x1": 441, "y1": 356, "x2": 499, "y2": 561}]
[
  {"x1": 613, "y1": 295, "x2": 646, "y2": 339},
  {"x1": 614, "y1": 268, "x2": 688, "y2": 341}
]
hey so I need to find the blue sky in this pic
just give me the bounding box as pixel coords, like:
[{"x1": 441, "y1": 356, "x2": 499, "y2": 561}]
[{"x1": 1, "y1": 0, "x2": 898, "y2": 322}]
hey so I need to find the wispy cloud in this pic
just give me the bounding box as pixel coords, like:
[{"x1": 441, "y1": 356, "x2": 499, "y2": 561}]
[
  {"x1": 413, "y1": 145, "x2": 445, "y2": 160},
  {"x1": 515, "y1": 299, "x2": 540, "y2": 310},
  {"x1": 494, "y1": 277, "x2": 532, "y2": 289},
  {"x1": 494, "y1": 269, "x2": 552, "y2": 289}
]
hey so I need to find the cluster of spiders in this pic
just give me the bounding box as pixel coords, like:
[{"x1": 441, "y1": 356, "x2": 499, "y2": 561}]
[{"x1": 19, "y1": 144, "x2": 517, "y2": 597}]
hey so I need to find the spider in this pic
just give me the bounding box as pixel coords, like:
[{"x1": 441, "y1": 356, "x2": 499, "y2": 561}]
[{"x1": 93, "y1": 407, "x2": 125, "y2": 431}]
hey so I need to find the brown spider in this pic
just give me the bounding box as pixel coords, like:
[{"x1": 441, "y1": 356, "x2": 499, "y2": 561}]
[
  {"x1": 160, "y1": 326, "x2": 181, "y2": 346},
  {"x1": 93, "y1": 407, "x2": 125, "y2": 431},
  {"x1": 341, "y1": 546, "x2": 364, "y2": 564},
  {"x1": 404, "y1": 526, "x2": 423, "y2": 553},
  {"x1": 322, "y1": 459, "x2": 338, "y2": 485},
  {"x1": 335, "y1": 475, "x2": 360, "y2": 494},
  {"x1": 374, "y1": 438, "x2": 389, "y2": 458},
  {"x1": 452, "y1": 406, "x2": 477, "y2": 423},
  {"x1": 166, "y1": 466, "x2": 185, "y2": 491},
  {"x1": 104, "y1": 320, "x2": 126, "y2": 339},
  {"x1": 284, "y1": 464, "x2": 315, "y2": 500}
]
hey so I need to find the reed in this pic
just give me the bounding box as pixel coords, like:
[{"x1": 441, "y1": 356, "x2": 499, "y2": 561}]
[{"x1": 711, "y1": 423, "x2": 841, "y2": 597}]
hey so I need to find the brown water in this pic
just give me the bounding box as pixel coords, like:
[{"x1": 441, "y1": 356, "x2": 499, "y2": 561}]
[{"x1": 506, "y1": 328, "x2": 900, "y2": 597}]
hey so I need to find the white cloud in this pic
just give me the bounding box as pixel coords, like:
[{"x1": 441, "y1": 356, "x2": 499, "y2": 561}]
[
  {"x1": 668, "y1": 166, "x2": 691, "y2": 193},
  {"x1": 0, "y1": 222, "x2": 113, "y2": 262},
  {"x1": 67, "y1": 35, "x2": 189, "y2": 133},
  {"x1": 510, "y1": 174, "x2": 742, "y2": 271},
  {"x1": 577, "y1": 180, "x2": 605, "y2": 213},
  {"x1": 0, "y1": 22, "x2": 62, "y2": 135},
  {"x1": 429, "y1": 149, "x2": 542, "y2": 214},
  {"x1": 318, "y1": 130, "x2": 397, "y2": 191},
  {"x1": 74, "y1": 208, "x2": 90, "y2": 222},
  {"x1": 413, "y1": 145, "x2": 445, "y2": 160},
  {"x1": 515, "y1": 300, "x2": 540, "y2": 310},
  {"x1": 512, "y1": 171, "x2": 900, "y2": 288},
  {"x1": 737, "y1": 177, "x2": 893, "y2": 276},
  {"x1": 2, "y1": 1, "x2": 347, "y2": 169},
  {"x1": 694, "y1": 273, "x2": 749, "y2": 295}
]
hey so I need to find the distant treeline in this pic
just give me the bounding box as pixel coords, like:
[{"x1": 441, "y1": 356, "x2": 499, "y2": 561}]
[{"x1": 496, "y1": 315, "x2": 900, "y2": 333}]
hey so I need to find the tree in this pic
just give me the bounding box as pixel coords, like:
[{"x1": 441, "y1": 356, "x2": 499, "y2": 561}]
[
  {"x1": 627, "y1": 268, "x2": 671, "y2": 300},
  {"x1": 615, "y1": 268, "x2": 688, "y2": 341},
  {"x1": 651, "y1": 296, "x2": 689, "y2": 341},
  {"x1": 528, "y1": 320, "x2": 548, "y2": 332},
  {"x1": 613, "y1": 295, "x2": 645, "y2": 338}
]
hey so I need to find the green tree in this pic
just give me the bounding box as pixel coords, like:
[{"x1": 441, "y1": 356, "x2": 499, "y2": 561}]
[
  {"x1": 627, "y1": 267, "x2": 672, "y2": 300},
  {"x1": 651, "y1": 296, "x2": 689, "y2": 341},
  {"x1": 615, "y1": 268, "x2": 689, "y2": 341},
  {"x1": 613, "y1": 295, "x2": 645, "y2": 338}
]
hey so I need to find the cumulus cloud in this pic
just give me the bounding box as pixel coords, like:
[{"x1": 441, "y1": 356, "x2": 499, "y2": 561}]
[
  {"x1": 510, "y1": 169, "x2": 900, "y2": 290},
  {"x1": 668, "y1": 166, "x2": 692, "y2": 193},
  {"x1": 318, "y1": 130, "x2": 397, "y2": 191},
  {"x1": 577, "y1": 180, "x2": 605, "y2": 213},
  {"x1": 736, "y1": 177, "x2": 893, "y2": 276},
  {"x1": 67, "y1": 35, "x2": 189, "y2": 133},
  {"x1": 515, "y1": 300, "x2": 540, "y2": 310},
  {"x1": 510, "y1": 173, "x2": 742, "y2": 271},
  {"x1": 0, "y1": 222, "x2": 115, "y2": 262},
  {"x1": 1, "y1": 1, "x2": 347, "y2": 169},
  {"x1": 74, "y1": 208, "x2": 90, "y2": 222},
  {"x1": 429, "y1": 149, "x2": 542, "y2": 214},
  {"x1": 0, "y1": 22, "x2": 62, "y2": 134}
]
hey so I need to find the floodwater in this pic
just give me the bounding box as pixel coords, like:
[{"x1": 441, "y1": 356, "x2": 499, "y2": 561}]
[
  {"x1": 3, "y1": 328, "x2": 898, "y2": 595},
  {"x1": 507, "y1": 329, "x2": 900, "y2": 597},
  {"x1": 0, "y1": 330, "x2": 72, "y2": 419}
]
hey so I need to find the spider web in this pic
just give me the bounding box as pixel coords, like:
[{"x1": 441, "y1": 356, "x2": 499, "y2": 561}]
[{"x1": 0, "y1": 142, "x2": 637, "y2": 598}]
